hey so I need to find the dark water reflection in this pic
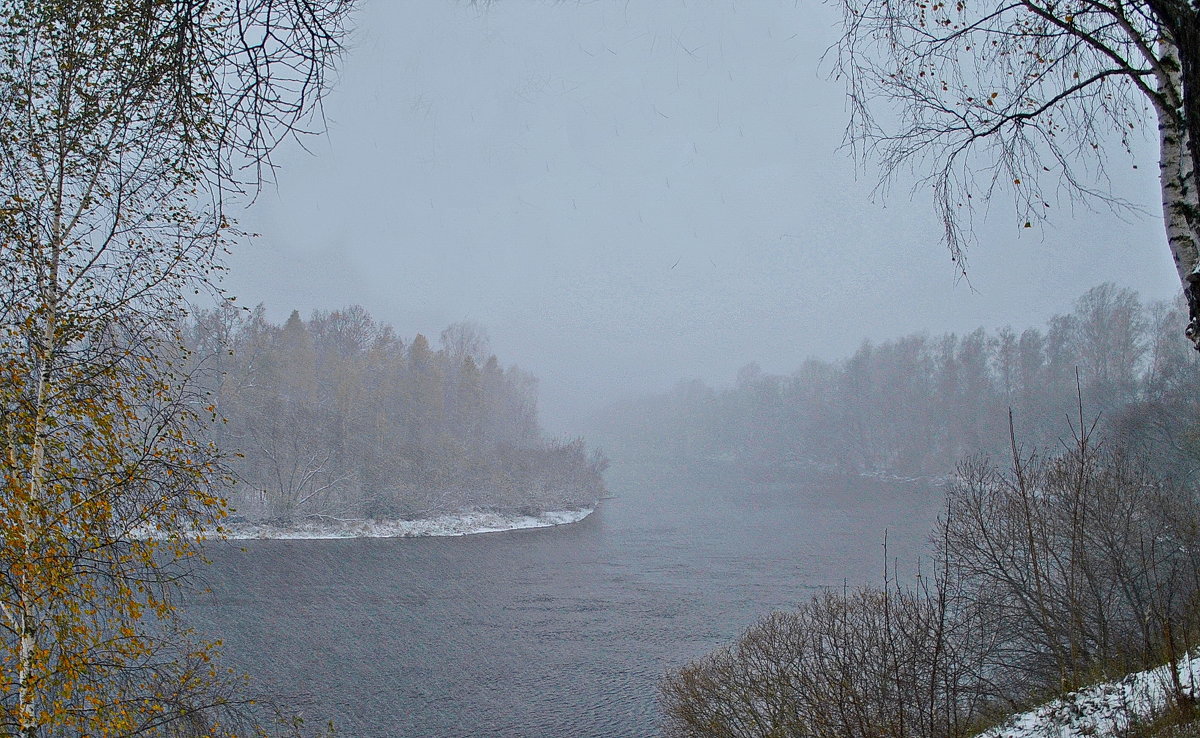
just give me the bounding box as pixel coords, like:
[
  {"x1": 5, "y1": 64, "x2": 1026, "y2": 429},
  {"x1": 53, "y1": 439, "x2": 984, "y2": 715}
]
[{"x1": 183, "y1": 462, "x2": 942, "y2": 737}]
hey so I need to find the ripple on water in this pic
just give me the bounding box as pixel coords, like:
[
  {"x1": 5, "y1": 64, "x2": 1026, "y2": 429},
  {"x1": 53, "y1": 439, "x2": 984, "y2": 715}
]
[{"x1": 183, "y1": 465, "x2": 941, "y2": 737}]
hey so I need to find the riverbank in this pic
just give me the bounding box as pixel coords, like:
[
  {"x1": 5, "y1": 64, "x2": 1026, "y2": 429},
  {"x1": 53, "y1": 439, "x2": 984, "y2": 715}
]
[
  {"x1": 980, "y1": 653, "x2": 1200, "y2": 738},
  {"x1": 218, "y1": 507, "x2": 595, "y2": 540}
]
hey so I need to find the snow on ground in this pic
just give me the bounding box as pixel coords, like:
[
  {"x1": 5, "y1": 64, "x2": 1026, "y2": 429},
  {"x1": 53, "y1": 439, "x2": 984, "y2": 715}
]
[
  {"x1": 217, "y1": 507, "x2": 595, "y2": 540},
  {"x1": 979, "y1": 653, "x2": 1200, "y2": 737}
]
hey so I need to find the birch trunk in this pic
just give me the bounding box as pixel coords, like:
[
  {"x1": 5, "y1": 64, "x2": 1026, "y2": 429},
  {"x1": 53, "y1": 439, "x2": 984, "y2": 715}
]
[
  {"x1": 14, "y1": 65, "x2": 70, "y2": 730},
  {"x1": 15, "y1": 254, "x2": 57, "y2": 738},
  {"x1": 1155, "y1": 39, "x2": 1200, "y2": 348}
]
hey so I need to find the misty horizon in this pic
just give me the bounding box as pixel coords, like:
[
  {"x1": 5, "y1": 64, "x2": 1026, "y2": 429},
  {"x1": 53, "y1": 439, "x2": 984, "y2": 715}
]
[{"x1": 224, "y1": 0, "x2": 1179, "y2": 435}]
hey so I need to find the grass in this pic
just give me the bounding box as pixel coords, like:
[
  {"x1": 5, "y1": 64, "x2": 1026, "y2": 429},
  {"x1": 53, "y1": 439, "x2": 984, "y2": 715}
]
[{"x1": 1123, "y1": 698, "x2": 1200, "y2": 738}]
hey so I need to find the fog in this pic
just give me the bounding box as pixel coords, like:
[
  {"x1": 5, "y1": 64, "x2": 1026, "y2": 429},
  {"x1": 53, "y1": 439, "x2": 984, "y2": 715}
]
[
  {"x1": 15, "y1": 1, "x2": 1200, "y2": 735},
  {"x1": 227, "y1": 0, "x2": 1177, "y2": 435}
]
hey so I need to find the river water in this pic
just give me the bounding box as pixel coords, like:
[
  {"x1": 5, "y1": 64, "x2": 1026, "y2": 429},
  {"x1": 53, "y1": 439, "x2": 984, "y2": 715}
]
[{"x1": 183, "y1": 461, "x2": 941, "y2": 737}]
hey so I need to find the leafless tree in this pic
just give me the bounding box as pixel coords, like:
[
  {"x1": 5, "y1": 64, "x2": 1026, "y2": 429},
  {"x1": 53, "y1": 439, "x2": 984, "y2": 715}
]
[
  {"x1": 836, "y1": 0, "x2": 1200, "y2": 346},
  {"x1": 938, "y1": 409, "x2": 1200, "y2": 698},
  {"x1": 660, "y1": 406, "x2": 1200, "y2": 736}
]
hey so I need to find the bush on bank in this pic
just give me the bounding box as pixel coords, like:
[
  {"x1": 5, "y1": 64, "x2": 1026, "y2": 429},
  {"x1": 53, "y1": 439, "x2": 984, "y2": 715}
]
[{"x1": 661, "y1": 418, "x2": 1200, "y2": 738}]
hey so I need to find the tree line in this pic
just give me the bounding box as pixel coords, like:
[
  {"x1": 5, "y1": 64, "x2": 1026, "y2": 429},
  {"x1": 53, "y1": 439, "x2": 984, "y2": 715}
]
[
  {"x1": 593, "y1": 283, "x2": 1200, "y2": 479},
  {"x1": 187, "y1": 303, "x2": 607, "y2": 524}
]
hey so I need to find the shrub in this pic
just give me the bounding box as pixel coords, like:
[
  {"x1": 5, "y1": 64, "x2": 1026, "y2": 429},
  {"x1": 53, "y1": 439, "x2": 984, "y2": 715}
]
[
  {"x1": 661, "y1": 586, "x2": 998, "y2": 738},
  {"x1": 940, "y1": 419, "x2": 1200, "y2": 695},
  {"x1": 661, "y1": 411, "x2": 1200, "y2": 737}
]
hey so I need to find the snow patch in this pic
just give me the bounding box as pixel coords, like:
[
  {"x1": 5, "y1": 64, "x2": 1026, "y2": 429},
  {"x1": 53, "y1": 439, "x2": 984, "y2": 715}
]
[
  {"x1": 217, "y1": 507, "x2": 595, "y2": 540},
  {"x1": 979, "y1": 653, "x2": 1200, "y2": 737}
]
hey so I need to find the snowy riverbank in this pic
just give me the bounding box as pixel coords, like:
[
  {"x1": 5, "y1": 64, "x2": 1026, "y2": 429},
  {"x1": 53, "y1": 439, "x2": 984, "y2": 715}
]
[
  {"x1": 217, "y1": 507, "x2": 595, "y2": 540},
  {"x1": 979, "y1": 653, "x2": 1200, "y2": 737}
]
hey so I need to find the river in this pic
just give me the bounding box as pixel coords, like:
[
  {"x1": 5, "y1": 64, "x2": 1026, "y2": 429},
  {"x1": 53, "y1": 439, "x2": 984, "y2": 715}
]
[{"x1": 182, "y1": 461, "x2": 942, "y2": 737}]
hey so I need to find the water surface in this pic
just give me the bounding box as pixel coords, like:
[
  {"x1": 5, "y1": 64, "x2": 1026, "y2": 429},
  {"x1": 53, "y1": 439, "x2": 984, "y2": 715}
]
[{"x1": 184, "y1": 462, "x2": 941, "y2": 736}]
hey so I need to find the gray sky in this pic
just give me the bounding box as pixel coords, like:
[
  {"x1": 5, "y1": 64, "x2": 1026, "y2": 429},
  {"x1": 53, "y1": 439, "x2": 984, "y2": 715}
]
[{"x1": 228, "y1": 0, "x2": 1178, "y2": 435}]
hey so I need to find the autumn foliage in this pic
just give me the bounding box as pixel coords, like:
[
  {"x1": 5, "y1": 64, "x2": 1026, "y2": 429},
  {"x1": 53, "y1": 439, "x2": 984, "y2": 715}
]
[{"x1": 0, "y1": 0, "x2": 352, "y2": 734}]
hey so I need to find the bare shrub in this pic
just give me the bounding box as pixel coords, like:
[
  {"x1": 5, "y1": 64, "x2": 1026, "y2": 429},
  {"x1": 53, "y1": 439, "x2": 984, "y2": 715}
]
[
  {"x1": 661, "y1": 585, "x2": 997, "y2": 738},
  {"x1": 662, "y1": 406, "x2": 1200, "y2": 737},
  {"x1": 940, "y1": 416, "x2": 1200, "y2": 699}
]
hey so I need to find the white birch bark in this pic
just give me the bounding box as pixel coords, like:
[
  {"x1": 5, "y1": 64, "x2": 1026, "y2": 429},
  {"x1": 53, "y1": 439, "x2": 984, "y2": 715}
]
[{"x1": 1155, "y1": 39, "x2": 1200, "y2": 346}]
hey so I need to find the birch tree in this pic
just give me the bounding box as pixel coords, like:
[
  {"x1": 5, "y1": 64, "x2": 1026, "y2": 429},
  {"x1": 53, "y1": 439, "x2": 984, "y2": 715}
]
[
  {"x1": 0, "y1": 0, "x2": 352, "y2": 734},
  {"x1": 836, "y1": 0, "x2": 1200, "y2": 347}
]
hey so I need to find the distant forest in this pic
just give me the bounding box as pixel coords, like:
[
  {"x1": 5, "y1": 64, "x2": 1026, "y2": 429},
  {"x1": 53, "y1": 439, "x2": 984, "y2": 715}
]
[
  {"x1": 591, "y1": 284, "x2": 1200, "y2": 479},
  {"x1": 186, "y1": 304, "x2": 606, "y2": 523}
]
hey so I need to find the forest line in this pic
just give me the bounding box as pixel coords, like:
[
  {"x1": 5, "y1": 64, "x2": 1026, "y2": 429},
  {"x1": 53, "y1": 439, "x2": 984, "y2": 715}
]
[
  {"x1": 592, "y1": 283, "x2": 1200, "y2": 481},
  {"x1": 186, "y1": 303, "x2": 607, "y2": 526}
]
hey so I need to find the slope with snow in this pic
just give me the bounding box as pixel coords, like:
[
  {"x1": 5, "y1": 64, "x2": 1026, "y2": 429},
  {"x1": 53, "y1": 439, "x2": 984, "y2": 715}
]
[{"x1": 980, "y1": 655, "x2": 1200, "y2": 737}]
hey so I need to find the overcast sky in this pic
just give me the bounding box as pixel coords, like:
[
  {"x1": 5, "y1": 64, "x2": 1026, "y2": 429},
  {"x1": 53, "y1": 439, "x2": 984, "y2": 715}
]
[{"x1": 228, "y1": 0, "x2": 1178, "y2": 435}]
